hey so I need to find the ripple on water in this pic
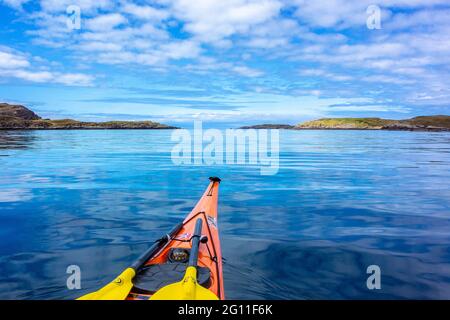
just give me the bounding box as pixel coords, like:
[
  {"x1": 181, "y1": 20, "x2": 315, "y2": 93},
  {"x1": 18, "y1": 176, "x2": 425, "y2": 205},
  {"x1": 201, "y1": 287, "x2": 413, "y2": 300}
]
[{"x1": 0, "y1": 130, "x2": 449, "y2": 299}]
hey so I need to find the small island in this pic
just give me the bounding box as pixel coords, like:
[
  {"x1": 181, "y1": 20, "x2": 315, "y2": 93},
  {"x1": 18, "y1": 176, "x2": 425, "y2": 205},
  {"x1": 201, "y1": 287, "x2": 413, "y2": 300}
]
[
  {"x1": 239, "y1": 124, "x2": 296, "y2": 130},
  {"x1": 240, "y1": 116, "x2": 450, "y2": 132},
  {"x1": 0, "y1": 103, "x2": 178, "y2": 130}
]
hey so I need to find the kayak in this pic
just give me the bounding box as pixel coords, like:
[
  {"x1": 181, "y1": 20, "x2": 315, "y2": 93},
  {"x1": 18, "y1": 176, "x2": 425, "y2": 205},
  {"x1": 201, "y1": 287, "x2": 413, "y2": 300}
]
[{"x1": 78, "y1": 177, "x2": 224, "y2": 300}]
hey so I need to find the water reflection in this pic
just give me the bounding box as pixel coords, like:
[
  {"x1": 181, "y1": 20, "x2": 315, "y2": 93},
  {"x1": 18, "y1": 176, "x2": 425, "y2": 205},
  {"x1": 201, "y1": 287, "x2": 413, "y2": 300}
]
[
  {"x1": 0, "y1": 130, "x2": 449, "y2": 299},
  {"x1": 0, "y1": 131, "x2": 37, "y2": 150},
  {"x1": 223, "y1": 239, "x2": 450, "y2": 299}
]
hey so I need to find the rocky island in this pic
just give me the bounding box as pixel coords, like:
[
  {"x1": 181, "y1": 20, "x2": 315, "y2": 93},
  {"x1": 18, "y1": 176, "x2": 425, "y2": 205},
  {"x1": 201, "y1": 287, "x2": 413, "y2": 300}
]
[
  {"x1": 240, "y1": 116, "x2": 450, "y2": 132},
  {"x1": 0, "y1": 103, "x2": 178, "y2": 130},
  {"x1": 239, "y1": 124, "x2": 296, "y2": 129}
]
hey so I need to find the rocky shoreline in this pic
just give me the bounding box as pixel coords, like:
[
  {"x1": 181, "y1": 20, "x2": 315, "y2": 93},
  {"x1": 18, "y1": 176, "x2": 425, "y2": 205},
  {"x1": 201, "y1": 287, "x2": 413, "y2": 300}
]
[
  {"x1": 380, "y1": 124, "x2": 450, "y2": 132},
  {"x1": 239, "y1": 124, "x2": 296, "y2": 130},
  {"x1": 3, "y1": 103, "x2": 449, "y2": 132},
  {"x1": 0, "y1": 103, "x2": 178, "y2": 130},
  {"x1": 239, "y1": 116, "x2": 450, "y2": 132}
]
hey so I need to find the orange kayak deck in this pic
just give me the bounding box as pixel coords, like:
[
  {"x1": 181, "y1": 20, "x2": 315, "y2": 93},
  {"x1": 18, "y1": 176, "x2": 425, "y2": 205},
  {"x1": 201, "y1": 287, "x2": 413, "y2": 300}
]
[{"x1": 127, "y1": 177, "x2": 224, "y2": 300}]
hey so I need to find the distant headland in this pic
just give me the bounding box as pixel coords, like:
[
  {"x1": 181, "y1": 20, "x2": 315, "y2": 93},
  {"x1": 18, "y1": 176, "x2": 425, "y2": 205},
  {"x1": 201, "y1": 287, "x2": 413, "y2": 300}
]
[
  {"x1": 2, "y1": 103, "x2": 449, "y2": 131},
  {"x1": 240, "y1": 116, "x2": 450, "y2": 132},
  {"x1": 0, "y1": 103, "x2": 178, "y2": 130}
]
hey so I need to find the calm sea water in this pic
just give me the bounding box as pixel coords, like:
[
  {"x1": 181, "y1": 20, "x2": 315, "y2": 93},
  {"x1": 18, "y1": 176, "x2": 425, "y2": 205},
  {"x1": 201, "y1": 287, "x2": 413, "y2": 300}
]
[{"x1": 0, "y1": 129, "x2": 449, "y2": 300}]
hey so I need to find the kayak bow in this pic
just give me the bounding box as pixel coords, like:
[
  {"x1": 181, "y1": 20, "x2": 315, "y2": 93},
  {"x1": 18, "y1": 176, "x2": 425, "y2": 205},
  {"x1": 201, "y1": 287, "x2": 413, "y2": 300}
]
[{"x1": 78, "y1": 177, "x2": 224, "y2": 300}]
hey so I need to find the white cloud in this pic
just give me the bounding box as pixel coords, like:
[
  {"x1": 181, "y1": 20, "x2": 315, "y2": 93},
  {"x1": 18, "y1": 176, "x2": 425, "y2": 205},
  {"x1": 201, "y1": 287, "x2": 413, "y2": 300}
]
[
  {"x1": 0, "y1": 47, "x2": 94, "y2": 86},
  {"x1": 292, "y1": 0, "x2": 368, "y2": 29},
  {"x1": 2, "y1": 0, "x2": 450, "y2": 112},
  {"x1": 384, "y1": 9, "x2": 450, "y2": 31},
  {"x1": 246, "y1": 37, "x2": 288, "y2": 48},
  {"x1": 0, "y1": 49, "x2": 30, "y2": 68},
  {"x1": 26, "y1": 12, "x2": 71, "y2": 45},
  {"x1": 55, "y1": 73, "x2": 94, "y2": 86},
  {"x1": 39, "y1": 0, "x2": 114, "y2": 13},
  {"x1": 96, "y1": 51, "x2": 165, "y2": 66},
  {"x1": 362, "y1": 74, "x2": 415, "y2": 85},
  {"x1": 77, "y1": 41, "x2": 123, "y2": 52},
  {"x1": 166, "y1": 0, "x2": 282, "y2": 44},
  {"x1": 2, "y1": 69, "x2": 94, "y2": 86},
  {"x1": 1, "y1": 0, "x2": 29, "y2": 9},
  {"x1": 85, "y1": 13, "x2": 128, "y2": 31},
  {"x1": 291, "y1": 0, "x2": 450, "y2": 29},
  {"x1": 160, "y1": 40, "x2": 202, "y2": 59},
  {"x1": 329, "y1": 104, "x2": 409, "y2": 113},
  {"x1": 184, "y1": 57, "x2": 265, "y2": 78},
  {"x1": 232, "y1": 66, "x2": 264, "y2": 77},
  {"x1": 121, "y1": 3, "x2": 169, "y2": 21},
  {"x1": 300, "y1": 68, "x2": 352, "y2": 81},
  {"x1": 6, "y1": 0, "x2": 285, "y2": 77},
  {"x1": 12, "y1": 70, "x2": 53, "y2": 82}
]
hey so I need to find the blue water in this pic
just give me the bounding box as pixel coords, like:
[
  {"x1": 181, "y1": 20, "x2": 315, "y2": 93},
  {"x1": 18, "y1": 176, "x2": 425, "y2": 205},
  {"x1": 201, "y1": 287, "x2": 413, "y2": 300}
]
[{"x1": 0, "y1": 129, "x2": 450, "y2": 300}]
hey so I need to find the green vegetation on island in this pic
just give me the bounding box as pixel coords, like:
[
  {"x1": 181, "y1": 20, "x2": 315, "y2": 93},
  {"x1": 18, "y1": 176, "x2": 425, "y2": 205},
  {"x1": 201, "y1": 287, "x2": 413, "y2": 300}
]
[
  {"x1": 297, "y1": 116, "x2": 450, "y2": 131},
  {"x1": 297, "y1": 117, "x2": 396, "y2": 129},
  {"x1": 239, "y1": 116, "x2": 450, "y2": 131},
  {"x1": 239, "y1": 124, "x2": 296, "y2": 129},
  {"x1": 0, "y1": 103, "x2": 178, "y2": 130}
]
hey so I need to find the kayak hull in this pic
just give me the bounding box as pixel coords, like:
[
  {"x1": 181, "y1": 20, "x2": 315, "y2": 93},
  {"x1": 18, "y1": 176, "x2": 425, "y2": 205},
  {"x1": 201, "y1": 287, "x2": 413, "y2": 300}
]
[{"x1": 127, "y1": 177, "x2": 224, "y2": 300}]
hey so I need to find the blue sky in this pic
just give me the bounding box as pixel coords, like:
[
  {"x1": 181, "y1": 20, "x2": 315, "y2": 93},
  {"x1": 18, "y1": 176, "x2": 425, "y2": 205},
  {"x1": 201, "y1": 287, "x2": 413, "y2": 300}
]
[{"x1": 0, "y1": 0, "x2": 449, "y2": 126}]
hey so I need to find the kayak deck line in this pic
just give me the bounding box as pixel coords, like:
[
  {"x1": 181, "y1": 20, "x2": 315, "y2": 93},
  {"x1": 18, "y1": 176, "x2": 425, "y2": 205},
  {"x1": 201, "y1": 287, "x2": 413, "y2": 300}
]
[
  {"x1": 77, "y1": 177, "x2": 224, "y2": 300},
  {"x1": 134, "y1": 177, "x2": 224, "y2": 300},
  {"x1": 175, "y1": 210, "x2": 222, "y2": 297}
]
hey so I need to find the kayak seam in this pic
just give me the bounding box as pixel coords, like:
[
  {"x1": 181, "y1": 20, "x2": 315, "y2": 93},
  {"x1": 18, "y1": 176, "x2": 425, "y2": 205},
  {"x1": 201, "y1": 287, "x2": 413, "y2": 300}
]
[{"x1": 183, "y1": 211, "x2": 222, "y2": 299}]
